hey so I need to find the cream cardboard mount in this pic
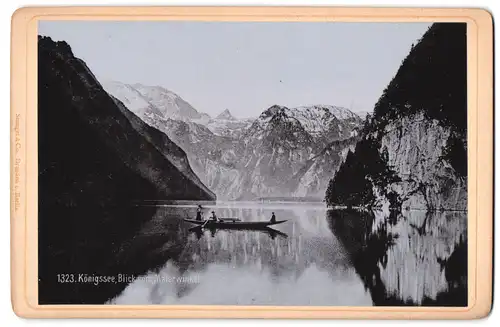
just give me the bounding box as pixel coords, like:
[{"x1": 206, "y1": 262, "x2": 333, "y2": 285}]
[{"x1": 10, "y1": 6, "x2": 493, "y2": 319}]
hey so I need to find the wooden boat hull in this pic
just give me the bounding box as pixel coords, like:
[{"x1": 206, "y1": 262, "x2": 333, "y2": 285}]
[{"x1": 184, "y1": 218, "x2": 287, "y2": 229}]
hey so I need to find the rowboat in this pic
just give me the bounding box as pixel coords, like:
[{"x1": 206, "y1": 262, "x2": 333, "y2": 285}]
[
  {"x1": 188, "y1": 225, "x2": 288, "y2": 240},
  {"x1": 217, "y1": 217, "x2": 241, "y2": 222},
  {"x1": 183, "y1": 218, "x2": 287, "y2": 229}
]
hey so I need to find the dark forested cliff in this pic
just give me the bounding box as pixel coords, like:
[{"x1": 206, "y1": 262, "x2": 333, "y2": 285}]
[
  {"x1": 325, "y1": 23, "x2": 467, "y2": 211},
  {"x1": 38, "y1": 36, "x2": 214, "y2": 303}
]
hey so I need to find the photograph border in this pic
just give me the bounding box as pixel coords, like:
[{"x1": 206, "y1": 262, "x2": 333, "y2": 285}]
[{"x1": 10, "y1": 6, "x2": 493, "y2": 319}]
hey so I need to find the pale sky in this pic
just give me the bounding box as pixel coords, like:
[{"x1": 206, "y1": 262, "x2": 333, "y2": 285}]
[{"x1": 39, "y1": 21, "x2": 430, "y2": 118}]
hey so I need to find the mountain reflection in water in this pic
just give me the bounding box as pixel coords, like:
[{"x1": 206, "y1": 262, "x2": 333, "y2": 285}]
[
  {"x1": 109, "y1": 202, "x2": 372, "y2": 306},
  {"x1": 328, "y1": 209, "x2": 467, "y2": 306},
  {"x1": 107, "y1": 202, "x2": 466, "y2": 306}
]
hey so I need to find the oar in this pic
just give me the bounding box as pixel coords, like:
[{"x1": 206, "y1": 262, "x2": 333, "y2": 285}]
[
  {"x1": 185, "y1": 213, "x2": 204, "y2": 231},
  {"x1": 265, "y1": 227, "x2": 288, "y2": 239}
]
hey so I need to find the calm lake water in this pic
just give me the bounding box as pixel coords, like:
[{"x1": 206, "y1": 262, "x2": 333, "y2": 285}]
[{"x1": 107, "y1": 202, "x2": 467, "y2": 306}]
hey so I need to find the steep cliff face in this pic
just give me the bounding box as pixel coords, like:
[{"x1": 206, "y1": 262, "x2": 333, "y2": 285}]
[
  {"x1": 38, "y1": 36, "x2": 214, "y2": 303},
  {"x1": 378, "y1": 112, "x2": 467, "y2": 210},
  {"x1": 326, "y1": 23, "x2": 467, "y2": 210}
]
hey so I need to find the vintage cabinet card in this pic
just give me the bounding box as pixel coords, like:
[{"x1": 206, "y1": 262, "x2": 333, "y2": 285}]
[{"x1": 10, "y1": 6, "x2": 493, "y2": 319}]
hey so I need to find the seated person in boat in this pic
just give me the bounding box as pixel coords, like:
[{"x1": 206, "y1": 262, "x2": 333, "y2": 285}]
[
  {"x1": 196, "y1": 205, "x2": 203, "y2": 221},
  {"x1": 270, "y1": 212, "x2": 276, "y2": 223},
  {"x1": 210, "y1": 211, "x2": 218, "y2": 222}
]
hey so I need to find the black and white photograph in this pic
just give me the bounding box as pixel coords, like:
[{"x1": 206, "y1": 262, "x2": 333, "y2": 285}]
[{"x1": 37, "y1": 20, "x2": 467, "y2": 306}]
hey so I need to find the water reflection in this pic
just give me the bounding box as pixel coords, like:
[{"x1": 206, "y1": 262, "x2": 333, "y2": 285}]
[
  {"x1": 105, "y1": 203, "x2": 466, "y2": 306},
  {"x1": 108, "y1": 202, "x2": 372, "y2": 306},
  {"x1": 189, "y1": 226, "x2": 288, "y2": 240},
  {"x1": 328, "y1": 209, "x2": 467, "y2": 306}
]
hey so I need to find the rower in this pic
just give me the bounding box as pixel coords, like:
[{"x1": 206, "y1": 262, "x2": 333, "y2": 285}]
[
  {"x1": 270, "y1": 212, "x2": 276, "y2": 223},
  {"x1": 196, "y1": 205, "x2": 203, "y2": 221}
]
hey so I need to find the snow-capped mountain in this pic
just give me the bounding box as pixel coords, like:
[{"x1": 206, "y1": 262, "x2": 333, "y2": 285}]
[
  {"x1": 159, "y1": 103, "x2": 362, "y2": 200},
  {"x1": 246, "y1": 104, "x2": 361, "y2": 146},
  {"x1": 206, "y1": 110, "x2": 254, "y2": 138},
  {"x1": 231, "y1": 105, "x2": 362, "y2": 199},
  {"x1": 99, "y1": 80, "x2": 161, "y2": 117},
  {"x1": 215, "y1": 109, "x2": 237, "y2": 121},
  {"x1": 101, "y1": 79, "x2": 363, "y2": 200},
  {"x1": 132, "y1": 83, "x2": 211, "y2": 124},
  {"x1": 100, "y1": 80, "x2": 211, "y2": 125}
]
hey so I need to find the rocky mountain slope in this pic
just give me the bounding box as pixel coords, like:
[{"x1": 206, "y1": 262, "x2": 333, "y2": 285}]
[
  {"x1": 102, "y1": 79, "x2": 362, "y2": 200},
  {"x1": 234, "y1": 105, "x2": 361, "y2": 199},
  {"x1": 293, "y1": 136, "x2": 359, "y2": 197},
  {"x1": 101, "y1": 83, "x2": 363, "y2": 199},
  {"x1": 38, "y1": 36, "x2": 214, "y2": 303},
  {"x1": 325, "y1": 23, "x2": 467, "y2": 211}
]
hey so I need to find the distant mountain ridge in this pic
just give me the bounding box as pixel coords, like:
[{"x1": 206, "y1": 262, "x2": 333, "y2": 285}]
[
  {"x1": 236, "y1": 104, "x2": 361, "y2": 199},
  {"x1": 101, "y1": 80, "x2": 211, "y2": 125},
  {"x1": 100, "y1": 75, "x2": 365, "y2": 199},
  {"x1": 216, "y1": 109, "x2": 237, "y2": 121},
  {"x1": 249, "y1": 104, "x2": 360, "y2": 143},
  {"x1": 102, "y1": 79, "x2": 363, "y2": 200}
]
